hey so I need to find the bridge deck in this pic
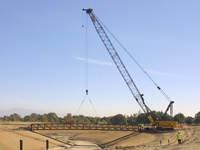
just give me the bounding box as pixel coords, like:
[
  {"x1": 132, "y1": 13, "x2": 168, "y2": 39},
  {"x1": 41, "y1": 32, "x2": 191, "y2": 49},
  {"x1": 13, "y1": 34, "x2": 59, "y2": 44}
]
[{"x1": 30, "y1": 123, "x2": 142, "y2": 132}]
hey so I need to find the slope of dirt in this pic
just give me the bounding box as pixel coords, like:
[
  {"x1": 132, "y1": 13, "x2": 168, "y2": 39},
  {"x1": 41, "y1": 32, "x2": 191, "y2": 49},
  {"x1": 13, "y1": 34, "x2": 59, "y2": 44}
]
[
  {"x1": 37, "y1": 129, "x2": 156, "y2": 149},
  {"x1": 37, "y1": 130, "x2": 140, "y2": 145},
  {"x1": 0, "y1": 122, "x2": 69, "y2": 150},
  {"x1": 1, "y1": 122, "x2": 200, "y2": 150},
  {"x1": 118, "y1": 127, "x2": 200, "y2": 150},
  {"x1": 38, "y1": 126, "x2": 200, "y2": 150}
]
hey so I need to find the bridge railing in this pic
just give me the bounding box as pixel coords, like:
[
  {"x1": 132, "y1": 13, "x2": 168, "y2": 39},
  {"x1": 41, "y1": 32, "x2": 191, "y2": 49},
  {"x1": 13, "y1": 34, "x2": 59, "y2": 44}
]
[{"x1": 29, "y1": 123, "x2": 142, "y2": 132}]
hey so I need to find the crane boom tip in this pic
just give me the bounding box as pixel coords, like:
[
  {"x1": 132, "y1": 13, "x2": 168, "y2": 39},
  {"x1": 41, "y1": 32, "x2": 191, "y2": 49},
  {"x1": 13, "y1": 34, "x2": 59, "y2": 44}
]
[{"x1": 82, "y1": 8, "x2": 93, "y2": 14}]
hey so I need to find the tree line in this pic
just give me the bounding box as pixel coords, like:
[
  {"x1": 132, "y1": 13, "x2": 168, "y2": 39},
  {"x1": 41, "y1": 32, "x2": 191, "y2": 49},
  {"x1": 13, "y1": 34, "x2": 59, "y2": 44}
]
[{"x1": 1, "y1": 111, "x2": 200, "y2": 125}]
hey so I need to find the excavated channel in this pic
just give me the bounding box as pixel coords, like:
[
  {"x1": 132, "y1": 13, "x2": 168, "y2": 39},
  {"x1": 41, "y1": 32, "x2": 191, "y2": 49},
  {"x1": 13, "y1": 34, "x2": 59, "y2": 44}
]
[{"x1": 47, "y1": 134, "x2": 102, "y2": 150}]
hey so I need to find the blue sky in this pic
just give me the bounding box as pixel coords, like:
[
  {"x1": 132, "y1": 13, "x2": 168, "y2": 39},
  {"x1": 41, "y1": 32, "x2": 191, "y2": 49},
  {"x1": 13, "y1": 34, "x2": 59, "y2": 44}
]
[{"x1": 0, "y1": 1, "x2": 200, "y2": 118}]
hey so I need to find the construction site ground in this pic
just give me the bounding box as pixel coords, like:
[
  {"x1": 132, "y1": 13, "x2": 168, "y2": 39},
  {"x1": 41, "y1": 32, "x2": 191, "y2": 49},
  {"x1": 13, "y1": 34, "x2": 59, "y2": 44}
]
[{"x1": 0, "y1": 122, "x2": 199, "y2": 150}]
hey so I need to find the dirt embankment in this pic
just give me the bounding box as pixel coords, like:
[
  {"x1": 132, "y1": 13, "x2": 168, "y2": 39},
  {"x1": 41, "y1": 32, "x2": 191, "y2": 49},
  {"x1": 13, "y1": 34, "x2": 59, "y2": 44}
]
[
  {"x1": 0, "y1": 122, "x2": 200, "y2": 150},
  {"x1": 37, "y1": 126, "x2": 200, "y2": 150},
  {"x1": 0, "y1": 122, "x2": 69, "y2": 150}
]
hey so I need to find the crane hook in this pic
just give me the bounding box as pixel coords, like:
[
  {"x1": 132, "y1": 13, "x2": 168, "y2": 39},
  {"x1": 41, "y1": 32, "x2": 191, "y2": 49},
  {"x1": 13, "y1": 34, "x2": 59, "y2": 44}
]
[{"x1": 86, "y1": 89, "x2": 88, "y2": 95}]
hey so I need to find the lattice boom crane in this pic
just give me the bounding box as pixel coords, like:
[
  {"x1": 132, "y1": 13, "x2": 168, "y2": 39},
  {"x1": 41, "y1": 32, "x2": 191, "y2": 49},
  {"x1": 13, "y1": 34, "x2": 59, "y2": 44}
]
[{"x1": 83, "y1": 8, "x2": 177, "y2": 128}]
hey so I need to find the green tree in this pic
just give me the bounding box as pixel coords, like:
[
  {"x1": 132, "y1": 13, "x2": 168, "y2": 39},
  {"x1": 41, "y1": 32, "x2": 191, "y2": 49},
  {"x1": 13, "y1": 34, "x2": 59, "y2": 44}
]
[
  {"x1": 41, "y1": 115, "x2": 48, "y2": 122},
  {"x1": 30, "y1": 113, "x2": 39, "y2": 121},
  {"x1": 185, "y1": 116, "x2": 193, "y2": 125},
  {"x1": 77, "y1": 118, "x2": 83, "y2": 123},
  {"x1": 49, "y1": 117, "x2": 54, "y2": 122},
  {"x1": 64, "y1": 117, "x2": 70, "y2": 122},
  {"x1": 66, "y1": 113, "x2": 72, "y2": 118},
  {"x1": 154, "y1": 111, "x2": 163, "y2": 119},
  {"x1": 47, "y1": 112, "x2": 58, "y2": 122},
  {"x1": 10, "y1": 113, "x2": 21, "y2": 122},
  {"x1": 58, "y1": 117, "x2": 63, "y2": 123},
  {"x1": 92, "y1": 118, "x2": 97, "y2": 123},
  {"x1": 64, "y1": 113, "x2": 72, "y2": 122},
  {"x1": 164, "y1": 114, "x2": 172, "y2": 121},
  {"x1": 95, "y1": 117, "x2": 100, "y2": 124},
  {"x1": 136, "y1": 113, "x2": 149, "y2": 124},
  {"x1": 38, "y1": 114, "x2": 43, "y2": 122},
  {"x1": 155, "y1": 111, "x2": 172, "y2": 121},
  {"x1": 127, "y1": 114, "x2": 137, "y2": 125},
  {"x1": 4, "y1": 116, "x2": 9, "y2": 121},
  {"x1": 106, "y1": 117, "x2": 111, "y2": 124},
  {"x1": 173, "y1": 113, "x2": 185, "y2": 124},
  {"x1": 24, "y1": 115, "x2": 34, "y2": 122},
  {"x1": 110, "y1": 114, "x2": 126, "y2": 125},
  {"x1": 84, "y1": 118, "x2": 90, "y2": 123},
  {"x1": 194, "y1": 111, "x2": 200, "y2": 124}
]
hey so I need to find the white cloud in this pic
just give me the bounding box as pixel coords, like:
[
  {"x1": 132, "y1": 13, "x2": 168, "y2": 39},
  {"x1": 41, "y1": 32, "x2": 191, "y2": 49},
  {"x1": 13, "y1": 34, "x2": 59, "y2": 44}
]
[{"x1": 73, "y1": 56, "x2": 114, "y2": 66}]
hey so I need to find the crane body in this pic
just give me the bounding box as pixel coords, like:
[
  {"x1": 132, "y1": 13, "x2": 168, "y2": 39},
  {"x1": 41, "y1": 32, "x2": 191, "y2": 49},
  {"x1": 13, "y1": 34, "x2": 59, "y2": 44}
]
[{"x1": 83, "y1": 8, "x2": 178, "y2": 129}]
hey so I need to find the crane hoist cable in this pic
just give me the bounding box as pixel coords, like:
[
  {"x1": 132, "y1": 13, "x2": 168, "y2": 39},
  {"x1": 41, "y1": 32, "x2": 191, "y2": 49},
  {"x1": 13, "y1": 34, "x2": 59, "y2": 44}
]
[
  {"x1": 76, "y1": 14, "x2": 98, "y2": 117},
  {"x1": 82, "y1": 11, "x2": 84, "y2": 27},
  {"x1": 94, "y1": 12, "x2": 171, "y2": 103},
  {"x1": 86, "y1": 13, "x2": 89, "y2": 93}
]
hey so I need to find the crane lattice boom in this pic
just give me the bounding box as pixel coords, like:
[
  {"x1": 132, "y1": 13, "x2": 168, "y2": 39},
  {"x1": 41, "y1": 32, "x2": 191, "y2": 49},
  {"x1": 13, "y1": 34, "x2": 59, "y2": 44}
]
[{"x1": 83, "y1": 9, "x2": 151, "y2": 114}]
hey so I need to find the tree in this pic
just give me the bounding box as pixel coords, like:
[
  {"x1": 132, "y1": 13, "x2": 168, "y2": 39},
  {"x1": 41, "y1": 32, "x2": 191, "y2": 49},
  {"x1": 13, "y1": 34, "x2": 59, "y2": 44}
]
[
  {"x1": 95, "y1": 117, "x2": 100, "y2": 124},
  {"x1": 110, "y1": 114, "x2": 126, "y2": 125},
  {"x1": 127, "y1": 114, "x2": 137, "y2": 125},
  {"x1": 64, "y1": 113, "x2": 72, "y2": 122},
  {"x1": 185, "y1": 116, "x2": 193, "y2": 125},
  {"x1": 77, "y1": 118, "x2": 83, "y2": 123},
  {"x1": 10, "y1": 113, "x2": 21, "y2": 122},
  {"x1": 173, "y1": 113, "x2": 185, "y2": 124},
  {"x1": 57, "y1": 117, "x2": 63, "y2": 123},
  {"x1": 4, "y1": 116, "x2": 9, "y2": 121},
  {"x1": 194, "y1": 111, "x2": 200, "y2": 124},
  {"x1": 49, "y1": 117, "x2": 54, "y2": 122},
  {"x1": 47, "y1": 112, "x2": 58, "y2": 122},
  {"x1": 66, "y1": 113, "x2": 72, "y2": 118},
  {"x1": 24, "y1": 115, "x2": 34, "y2": 122},
  {"x1": 84, "y1": 118, "x2": 90, "y2": 123},
  {"x1": 71, "y1": 118, "x2": 77, "y2": 123},
  {"x1": 30, "y1": 113, "x2": 39, "y2": 121},
  {"x1": 136, "y1": 113, "x2": 149, "y2": 124},
  {"x1": 106, "y1": 117, "x2": 111, "y2": 124},
  {"x1": 92, "y1": 118, "x2": 97, "y2": 124},
  {"x1": 40, "y1": 115, "x2": 48, "y2": 122},
  {"x1": 64, "y1": 117, "x2": 70, "y2": 122}
]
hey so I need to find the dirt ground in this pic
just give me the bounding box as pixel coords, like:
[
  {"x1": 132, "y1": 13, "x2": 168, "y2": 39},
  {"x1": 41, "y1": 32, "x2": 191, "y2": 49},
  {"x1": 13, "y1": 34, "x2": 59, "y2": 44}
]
[{"x1": 0, "y1": 122, "x2": 199, "y2": 150}]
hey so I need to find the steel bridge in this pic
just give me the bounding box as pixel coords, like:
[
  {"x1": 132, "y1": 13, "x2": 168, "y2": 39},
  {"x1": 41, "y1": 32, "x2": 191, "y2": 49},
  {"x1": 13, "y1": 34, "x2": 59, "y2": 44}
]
[{"x1": 29, "y1": 123, "x2": 142, "y2": 132}]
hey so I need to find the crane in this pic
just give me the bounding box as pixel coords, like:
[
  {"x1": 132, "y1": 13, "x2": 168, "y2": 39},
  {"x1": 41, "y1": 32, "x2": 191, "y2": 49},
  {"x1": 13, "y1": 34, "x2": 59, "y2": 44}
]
[{"x1": 83, "y1": 8, "x2": 178, "y2": 129}]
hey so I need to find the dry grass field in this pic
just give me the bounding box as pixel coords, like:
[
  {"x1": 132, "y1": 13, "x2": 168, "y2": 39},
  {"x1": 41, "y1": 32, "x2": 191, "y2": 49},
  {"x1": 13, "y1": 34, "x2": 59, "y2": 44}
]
[{"x1": 0, "y1": 122, "x2": 199, "y2": 150}]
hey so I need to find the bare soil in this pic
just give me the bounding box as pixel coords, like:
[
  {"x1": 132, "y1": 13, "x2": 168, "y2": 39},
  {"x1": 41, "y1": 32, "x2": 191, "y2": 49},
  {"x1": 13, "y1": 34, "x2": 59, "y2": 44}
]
[{"x1": 0, "y1": 122, "x2": 199, "y2": 150}]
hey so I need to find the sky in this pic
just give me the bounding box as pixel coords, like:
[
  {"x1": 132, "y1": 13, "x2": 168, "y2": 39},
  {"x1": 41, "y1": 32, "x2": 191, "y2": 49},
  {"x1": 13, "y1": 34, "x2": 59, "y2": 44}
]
[{"x1": 0, "y1": 1, "x2": 200, "y2": 118}]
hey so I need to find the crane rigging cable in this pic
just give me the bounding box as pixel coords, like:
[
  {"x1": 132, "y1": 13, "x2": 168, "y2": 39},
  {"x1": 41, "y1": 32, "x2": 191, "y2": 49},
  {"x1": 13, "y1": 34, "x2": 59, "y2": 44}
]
[
  {"x1": 76, "y1": 95, "x2": 98, "y2": 116},
  {"x1": 82, "y1": 11, "x2": 84, "y2": 27},
  {"x1": 76, "y1": 14, "x2": 98, "y2": 117},
  {"x1": 93, "y1": 12, "x2": 171, "y2": 103},
  {"x1": 76, "y1": 95, "x2": 86, "y2": 115},
  {"x1": 86, "y1": 14, "x2": 88, "y2": 91}
]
